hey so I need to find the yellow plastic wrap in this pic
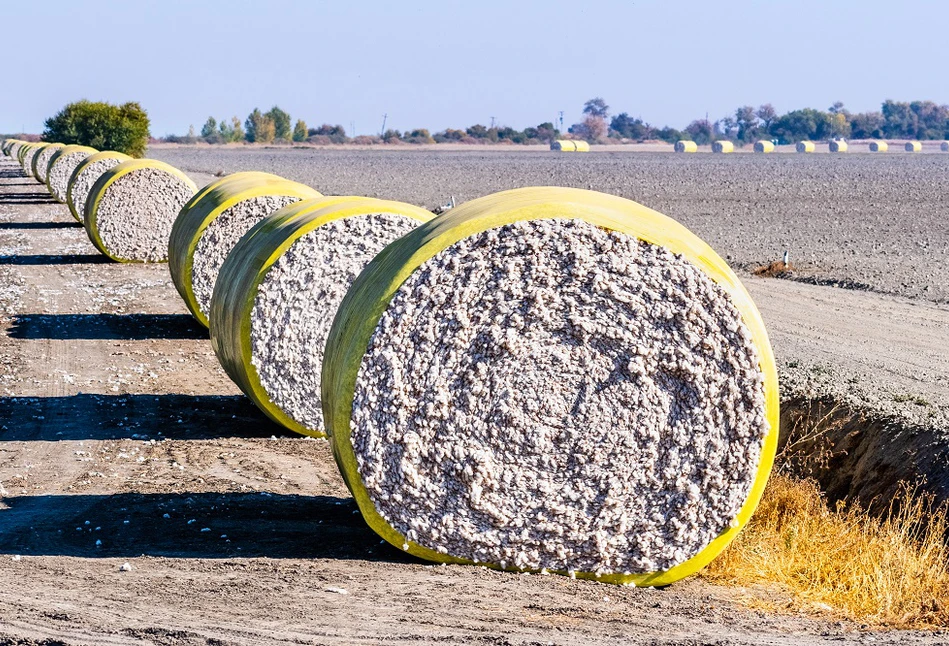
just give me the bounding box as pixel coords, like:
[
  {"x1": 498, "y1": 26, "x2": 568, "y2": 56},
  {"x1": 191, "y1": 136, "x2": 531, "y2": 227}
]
[
  {"x1": 210, "y1": 196, "x2": 434, "y2": 437},
  {"x1": 905, "y1": 141, "x2": 922, "y2": 152},
  {"x1": 829, "y1": 140, "x2": 848, "y2": 153},
  {"x1": 550, "y1": 140, "x2": 577, "y2": 151},
  {"x1": 573, "y1": 141, "x2": 591, "y2": 152},
  {"x1": 168, "y1": 173, "x2": 323, "y2": 327},
  {"x1": 66, "y1": 151, "x2": 132, "y2": 222},
  {"x1": 45, "y1": 145, "x2": 98, "y2": 203},
  {"x1": 869, "y1": 141, "x2": 888, "y2": 152},
  {"x1": 753, "y1": 141, "x2": 774, "y2": 153},
  {"x1": 32, "y1": 143, "x2": 64, "y2": 184},
  {"x1": 20, "y1": 143, "x2": 47, "y2": 178},
  {"x1": 16, "y1": 142, "x2": 34, "y2": 166},
  {"x1": 322, "y1": 186, "x2": 779, "y2": 587},
  {"x1": 796, "y1": 141, "x2": 815, "y2": 153},
  {"x1": 712, "y1": 140, "x2": 734, "y2": 153},
  {"x1": 85, "y1": 159, "x2": 198, "y2": 263}
]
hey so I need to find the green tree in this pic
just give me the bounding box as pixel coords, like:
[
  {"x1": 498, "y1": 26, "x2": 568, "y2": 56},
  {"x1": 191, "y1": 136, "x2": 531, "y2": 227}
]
[
  {"x1": 466, "y1": 124, "x2": 488, "y2": 138},
  {"x1": 583, "y1": 97, "x2": 609, "y2": 119},
  {"x1": 266, "y1": 106, "x2": 292, "y2": 141},
  {"x1": 734, "y1": 105, "x2": 759, "y2": 143},
  {"x1": 756, "y1": 104, "x2": 777, "y2": 131},
  {"x1": 218, "y1": 117, "x2": 234, "y2": 142},
  {"x1": 292, "y1": 119, "x2": 308, "y2": 142},
  {"x1": 255, "y1": 116, "x2": 276, "y2": 143},
  {"x1": 684, "y1": 119, "x2": 714, "y2": 145},
  {"x1": 42, "y1": 100, "x2": 151, "y2": 157},
  {"x1": 244, "y1": 108, "x2": 262, "y2": 142},
  {"x1": 230, "y1": 117, "x2": 244, "y2": 143},
  {"x1": 200, "y1": 117, "x2": 217, "y2": 138},
  {"x1": 610, "y1": 113, "x2": 652, "y2": 140}
]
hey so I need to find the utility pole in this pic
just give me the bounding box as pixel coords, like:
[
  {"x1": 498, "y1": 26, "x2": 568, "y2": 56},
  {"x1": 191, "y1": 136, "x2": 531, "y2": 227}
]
[
  {"x1": 380, "y1": 113, "x2": 387, "y2": 135},
  {"x1": 558, "y1": 111, "x2": 564, "y2": 132},
  {"x1": 490, "y1": 116, "x2": 496, "y2": 129},
  {"x1": 350, "y1": 121, "x2": 355, "y2": 137}
]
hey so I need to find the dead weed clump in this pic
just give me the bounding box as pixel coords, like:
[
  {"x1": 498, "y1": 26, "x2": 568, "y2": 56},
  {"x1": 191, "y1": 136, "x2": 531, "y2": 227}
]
[{"x1": 703, "y1": 474, "x2": 949, "y2": 628}]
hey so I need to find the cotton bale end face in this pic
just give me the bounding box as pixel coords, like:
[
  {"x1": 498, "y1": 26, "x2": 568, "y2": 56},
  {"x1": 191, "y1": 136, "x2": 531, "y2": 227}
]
[
  {"x1": 712, "y1": 140, "x2": 734, "y2": 153},
  {"x1": 66, "y1": 151, "x2": 133, "y2": 223},
  {"x1": 941, "y1": 142, "x2": 949, "y2": 152},
  {"x1": 796, "y1": 141, "x2": 815, "y2": 153},
  {"x1": 32, "y1": 143, "x2": 65, "y2": 185},
  {"x1": 905, "y1": 141, "x2": 922, "y2": 152},
  {"x1": 168, "y1": 174, "x2": 323, "y2": 327},
  {"x1": 829, "y1": 140, "x2": 848, "y2": 153},
  {"x1": 753, "y1": 141, "x2": 774, "y2": 153},
  {"x1": 674, "y1": 140, "x2": 698, "y2": 153},
  {"x1": 869, "y1": 141, "x2": 888, "y2": 152},
  {"x1": 46, "y1": 145, "x2": 97, "y2": 203},
  {"x1": 21, "y1": 143, "x2": 47, "y2": 179},
  {"x1": 210, "y1": 196, "x2": 433, "y2": 437},
  {"x1": 551, "y1": 140, "x2": 577, "y2": 152},
  {"x1": 85, "y1": 159, "x2": 198, "y2": 263},
  {"x1": 322, "y1": 186, "x2": 779, "y2": 587}
]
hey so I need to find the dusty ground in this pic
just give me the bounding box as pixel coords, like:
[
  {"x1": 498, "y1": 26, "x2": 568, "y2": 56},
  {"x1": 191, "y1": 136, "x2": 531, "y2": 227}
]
[{"x1": 1, "y1": 153, "x2": 948, "y2": 645}]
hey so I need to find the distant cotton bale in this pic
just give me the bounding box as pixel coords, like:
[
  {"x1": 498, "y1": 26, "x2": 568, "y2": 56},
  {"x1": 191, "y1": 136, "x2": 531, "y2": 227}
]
[
  {"x1": 66, "y1": 151, "x2": 132, "y2": 222},
  {"x1": 869, "y1": 141, "x2": 888, "y2": 152},
  {"x1": 753, "y1": 141, "x2": 774, "y2": 153},
  {"x1": 168, "y1": 173, "x2": 323, "y2": 327},
  {"x1": 905, "y1": 141, "x2": 922, "y2": 152},
  {"x1": 712, "y1": 140, "x2": 734, "y2": 154},
  {"x1": 573, "y1": 140, "x2": 591, "y2": 152},
  {"x1": 32, "y1": 143, "x2": 65, "y2": 186},
  {"x1": 85, "y1": 159, "x2": 198, "y2": 263},
  {"x1": 674, "y1": 140, "x2": 698, "y2": 153},
  {"x1": 829, "y1": 140, "x2": 848, "y2": 153},
  {"x1": 941, "y1": 142, "x2": 949, "y2": 152},
  {"x1": 46, "y1": 145, "x2": 97, "y2": 204},
  {"x1": 21, "y1": 143, "x2": 48, "y2": 179},
  {"x1": 796, "y1": 141, "x2": 815, "y2": 153},
  {"x1": 551, "y1": 140, "x2": 578, "y2": 152}
]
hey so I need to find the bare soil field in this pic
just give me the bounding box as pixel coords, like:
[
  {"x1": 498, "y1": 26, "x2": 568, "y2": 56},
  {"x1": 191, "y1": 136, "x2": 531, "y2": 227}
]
[{"x1": 1, "y1": 150, "x2": 948, "y2": 645}]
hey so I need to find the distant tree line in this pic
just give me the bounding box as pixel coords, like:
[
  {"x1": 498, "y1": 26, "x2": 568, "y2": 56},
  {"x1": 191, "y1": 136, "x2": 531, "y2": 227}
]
[{"x1": 163, "y1": 98, "x2": 949, "y2": 147}]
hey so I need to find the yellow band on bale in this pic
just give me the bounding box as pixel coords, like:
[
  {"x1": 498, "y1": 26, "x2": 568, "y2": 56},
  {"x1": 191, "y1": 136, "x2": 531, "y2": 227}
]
[
  {"x1": 46, "y1": 145, "x2": 98, "y2": 202},
  {"x1": 574, "y1": 140, "x2": 590, "y2": 152},
  {"x1": 796, "y1": 141, "x2": 815, "y2": 153},
  {"x1": 16, "y1": 142, "x2": 34, "y2": 167},
  {"x1": 20, "y1": 143, "x2": 48, "y2": 178},
  {"x1": 712, "y1": 140, "x2": 734, "y2": 153},
  {"x1": 905, "y1": 141, "x2": 922, "y2": 152},
  {"x1": 210, "y1": 196, "x2": 434, "y2": 437},
  {"x1": 753, "y1": 141, "x2": 774, "y2": 153},
  {"x1": 322, "y1": 186, "x2": 779, "y2": 588},
  {"x1": 551, "y1": 140, "x2": 577, "y2": 151},
  {"x1": 66, "y1": 151, "x2": 133, "y2": 222},
  {"x1": 168, "y1": 173, "x2": 323, "y2": 327},
  {"x1": 32, "y1": 143, "x2": 64, "y2": 185},
  {"x1": 85, "y1": 159, "x2": 198, "y2": 263},
  {"x1": 869, "y1": 141, "x2": 888, "y2": 152},
  {"x1": 674, "y1": 140, "x2": 698, "y2": 153},
  {"x1": 829, "y1": 140, "x2": 848, "y2": 153}
]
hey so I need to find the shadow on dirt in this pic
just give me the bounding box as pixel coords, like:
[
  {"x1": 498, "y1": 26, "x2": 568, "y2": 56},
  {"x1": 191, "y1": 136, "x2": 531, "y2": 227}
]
[
  {"x1": 0, "y1": 221, "x2": 82, "y2": 229},
  {"x1": 8, "y1": 314, "x2": 207, "y2": 340},
  {"x1": 0, "y1": 491, "x2": 412, "y2": 561},
  {"x1": 0, "y1": 393, "x2": 285, "y2": 441},
  {"x1": 0, "y1": 192, "x2": 58, "y2": 205},
  {"x1": 0, "y1": 254, "x2": 108, "y2": 265}
]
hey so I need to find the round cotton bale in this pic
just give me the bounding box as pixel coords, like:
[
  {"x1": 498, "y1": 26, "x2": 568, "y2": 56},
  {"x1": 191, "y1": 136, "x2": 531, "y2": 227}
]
[
  {"x1": 905, "y1": 141, "x2": 922, "y2": 152},
  {"x1": 45, "y1": 145, "x2": 97, "y2": 204},
  {"x1": 941, "y1": 141, "x2": 949, "y2": 152},
  {"x1": 753, "y1": 141, "x2": 774, "y2": 153},
  {"x1": 551, "y1": 140, "x2": 577, "y2": 152},
  {"x1": 829, "y1": 140, "x2": 848, "y2": 153},
  {"x1": 573, "y1": 141, "x2": 591, "y2": 152},
  {"x1": 3, "y1": 139, "x2": 23, "y2": 157},
  {"x1": 19, "y1": 143, "x2": 43, "y2": 177},
  {"x1": 322, "y1": 186, "x2": 779, "y2": 586},
  {"x1": 711, "y1": 140, "x2": 734, "y2": 153},
  {"x1": 85, "y1": 159, "x2": 198, "y2": 263},
  {"x1": 210, "y1": 196, "x2": 433, "y2": 437},
  {"x1": 66, "y1": 151, "x2": 132, "y2": 223},
  {"x1": 674, "y1": 140, "x2": 697, "y2": 153},
  {"x1": 869, "y1": 141, "x2": 888, "y2": 152},
  {"x1": 796, "y1": 141, "x2": 815, "y2": 153},
  {"x1": 32, "y1": 143, "x2": 64, "y2": 186},
  {"x1": 168, "y1": 174, "x2": 323, "y2": 327}
]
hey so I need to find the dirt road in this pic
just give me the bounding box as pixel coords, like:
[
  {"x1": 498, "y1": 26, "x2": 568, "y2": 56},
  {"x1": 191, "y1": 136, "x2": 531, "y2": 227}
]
[{"x1": 1, "y1": 157, "x2": 946, "y2": 645}]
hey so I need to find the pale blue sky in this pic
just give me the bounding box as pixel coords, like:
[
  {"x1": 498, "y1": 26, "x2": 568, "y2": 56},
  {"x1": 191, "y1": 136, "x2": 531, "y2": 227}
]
[{"x1": 4, "y1": 0, "x2": 946, "y2": 136}]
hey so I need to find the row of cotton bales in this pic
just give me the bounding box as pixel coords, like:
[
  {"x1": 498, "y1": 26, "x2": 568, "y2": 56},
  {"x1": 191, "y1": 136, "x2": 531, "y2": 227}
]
[
  {"x1": 675, "y1": 138, "x2": 949, "y2": 153},
  {"x1": 1, "y1": 137, "x2": 779, "y2": 588}
]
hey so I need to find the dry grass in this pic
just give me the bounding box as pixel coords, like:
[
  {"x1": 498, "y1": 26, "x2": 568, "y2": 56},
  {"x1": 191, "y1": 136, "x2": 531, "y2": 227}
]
[{"x1": 703, "y1": 474, "x2": 949, "y2": 628}]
